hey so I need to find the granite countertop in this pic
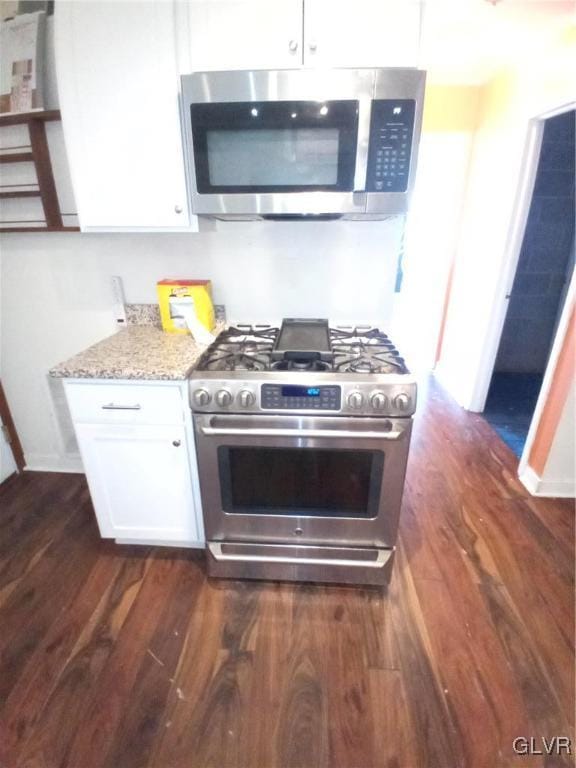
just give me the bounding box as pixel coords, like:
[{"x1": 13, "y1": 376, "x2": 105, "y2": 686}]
[{"x1": 49, "y1": 324, "x2": 224, "y2": 381}]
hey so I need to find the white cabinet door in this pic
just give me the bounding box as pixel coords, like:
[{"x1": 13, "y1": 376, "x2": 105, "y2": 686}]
[
  {"x1": 304, "y1": 0, "x2": 421, "y2": 68},
  {"x1": 55, "y1": 1, "x2": 192, "y2": 231},
  {"x1": 184, "y1": 0, "x2": 304, "y2": 72},
  {"x1": 75, "y1": 422, "x2": 199, "y2": 543}
]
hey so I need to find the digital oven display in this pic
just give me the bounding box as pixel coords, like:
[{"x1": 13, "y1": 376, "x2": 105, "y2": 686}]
[
  {"x1": 281, "y1": 386, "x2": 321, "y2": 397},
  {"x1": 261, "y1": 383, "x2": 340, "y2": 410}
]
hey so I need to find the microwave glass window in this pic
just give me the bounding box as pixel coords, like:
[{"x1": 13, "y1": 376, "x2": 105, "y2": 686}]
[
  {"x1": 207, "y1": 128, "x2": 340, "y2": 187},
  {"x1": 218, "y1": 446, "x2": 383, "y2": 518},
  {"x1": 191, "y1": 100, "x2": 358, "y2": 193}
]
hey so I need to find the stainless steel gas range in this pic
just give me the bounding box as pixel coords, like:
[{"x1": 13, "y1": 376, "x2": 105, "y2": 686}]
[{"x1": 189, "y1": 319, "x2": 416, "y2": 587}]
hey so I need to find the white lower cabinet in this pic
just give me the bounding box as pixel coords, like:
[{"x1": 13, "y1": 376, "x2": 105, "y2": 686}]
[{"x1": 65, "y1": 381, "x2": 203, "y2": 546}]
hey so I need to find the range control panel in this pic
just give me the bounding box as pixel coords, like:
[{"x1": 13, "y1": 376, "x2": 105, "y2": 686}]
[
  {"x1": 189, "y1": 379, "x2": 417, "y2": 417},
  {"x1": 366, "y1": 99, "x2": 415, "y2": 193},
  {"x1": 261, "y1": 384, "x2": 341, "y2": 411}
]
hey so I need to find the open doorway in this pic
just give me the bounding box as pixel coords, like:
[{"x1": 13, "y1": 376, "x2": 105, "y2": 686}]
[{"x1": 483, "y1": 109, "x2": 575, "y2": 457}]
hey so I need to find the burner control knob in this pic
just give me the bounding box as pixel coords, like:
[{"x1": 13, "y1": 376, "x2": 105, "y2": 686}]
[
  {"x1": 394, "y1": 393, "x2": 410, "y2": 412},
  {"x1": 347, "y1": 391, "x2": 364, "y2": 409},
  {"x1": 370, "y1": 392, "x2": 388, "y2": 411},
  {"x1": 215, "y1": 389, "x2": 233, "y2": 408},
  {"x1": 193, "y1": 388, "x2": 211, "y2": 407},
  {"x1": 238, "y1": 389, "x2": 256, "y2": 408}
]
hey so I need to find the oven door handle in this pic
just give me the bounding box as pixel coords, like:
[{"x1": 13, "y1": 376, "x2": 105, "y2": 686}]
[
  {"x1": 200, "y1": 425, "x2": 404, "y2": 440},
  {"x1": 208, "y1": 542, "x2": 391, "y2": 569}
]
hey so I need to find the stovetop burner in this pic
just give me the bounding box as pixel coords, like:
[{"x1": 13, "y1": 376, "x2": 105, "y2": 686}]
[{"x1": 195, "y1": 323, "x2": 408, "y2": 375}]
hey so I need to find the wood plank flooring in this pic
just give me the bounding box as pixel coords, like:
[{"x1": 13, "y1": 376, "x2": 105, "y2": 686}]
[{"x1": 0, "y1": 376, "x2": 573, "y2": 768}]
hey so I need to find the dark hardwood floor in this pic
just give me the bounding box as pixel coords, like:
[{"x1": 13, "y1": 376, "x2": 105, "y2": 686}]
[{"x1": 0, "y1": 377, "x2": 573, "y2": 768}]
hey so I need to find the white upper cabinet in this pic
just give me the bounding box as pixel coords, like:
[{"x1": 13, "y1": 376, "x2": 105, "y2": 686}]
[
  {"x1": 182, "y1": 0, "x2": 421, "y2": 73},
  {"x1": 183, "y1": 0, "x2": 304, "y2": 72},
  {"x1": 303, "y1": 0, "x2": 422, "y2": 68},
  {"x1": 55, "y1": 1, "x2": 194, "y2": 231}
]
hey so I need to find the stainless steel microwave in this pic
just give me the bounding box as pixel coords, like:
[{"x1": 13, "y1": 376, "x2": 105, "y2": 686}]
[{"x1": 180, "y1": 68, "x2": 426, "y2": 220}]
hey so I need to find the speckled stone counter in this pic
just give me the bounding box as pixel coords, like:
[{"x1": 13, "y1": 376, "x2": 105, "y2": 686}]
[{"x1": 49, "y1": 324, "x2": 225, "y2": 381}]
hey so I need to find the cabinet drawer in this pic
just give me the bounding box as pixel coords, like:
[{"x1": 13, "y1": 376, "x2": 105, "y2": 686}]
[{"x1": 65, "y1": 382, "x2": 185, "y2": 425}]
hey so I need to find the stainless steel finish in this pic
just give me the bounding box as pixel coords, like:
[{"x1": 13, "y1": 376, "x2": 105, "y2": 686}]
[
  {"x1": 184, "y1": 67, "x2": 373, "y2": 106},
  {"x1": 172, "y1": 440, "x2": 181, "y2": 447},
  {"x1": 206, "y1": 541, "x2": 394, "y2": 586},
  {"x1": 215, "y1": 388, "x2": 233, "y2": 407},
  {"x1": 394, "y1": 393, "x2": 410, "y2": 412},
  {"x1": 189, "y1": 370, "x2": 417, "y2": 417},
  {"x1": 200, "y1": 417, "x2": 404, "y2": 441},
  {"x1": 288, "y1": 39, "x2": 299, "y2": 52},
  {"x1": 209, "y1": 541, "x2": 389, "y2": 567},
  {"x1": 371, "y1": 392, "x2": 388, "y2": 411},
  {"x1": 180, "y1": 68, "x2": 426, "y2": 219},
  {"x1": 194, "y1": 413, "x2": 412, "y2": 549},
  {"x1": 347, "y1": 390, "x2": 364, "y2": 409},
  {"x1": 190, "y1": 322, "x2": 415, "y2": 587},
  {"x1": 238, "y1": 389, "x2": 256, "y2": 408},
  {"x1": 193, "y1": 388, "x2": 211, "y2": 407},
  {"x1": 101, "y1": 403, "x2": 141, "y2": 411},
  {"x1": 353, "y1": 94, "x2": 372, "y2": 192},
  {"x1": 367, "y1": 68, "x2": 426, "y2": 216}
]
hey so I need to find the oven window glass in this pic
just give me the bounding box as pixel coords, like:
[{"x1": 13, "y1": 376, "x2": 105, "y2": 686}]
[
  {"x1": 218, "y1": 447, "x2": 383, "y2": 518},
  {"x1": 191, "y1": 100, "x2": 358, "y2": 193},
  {"x1": 207, "y1": 128, "x2": 339, "y2": 187}
]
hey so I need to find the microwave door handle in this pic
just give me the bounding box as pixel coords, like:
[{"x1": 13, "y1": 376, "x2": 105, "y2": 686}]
[
  {"x1": 200, "y1": 425, "x2": 404, "y2": 440},
  {"x1": 353, "y1": 96, "x2": 372, "y2": 192}
]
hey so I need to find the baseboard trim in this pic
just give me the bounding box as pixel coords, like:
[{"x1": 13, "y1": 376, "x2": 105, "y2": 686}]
[
  {"x1": 116, "y1": 538, "x2": 205, "y2": 549},
  {"x1": 24, "y1": 453, "x2": 84, "y2": 474},
  {"x1": 519, "y1": 465, "x2": 575, "y2": 498}
]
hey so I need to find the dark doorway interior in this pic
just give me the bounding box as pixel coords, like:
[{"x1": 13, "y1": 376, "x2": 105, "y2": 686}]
[{"x1": 484, "y1": 110, "x2": 575, "y2": 457}]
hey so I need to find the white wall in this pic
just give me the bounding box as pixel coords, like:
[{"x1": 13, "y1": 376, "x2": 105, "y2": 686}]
[
  {"x1": 436, "y1": 31, "x2": 576, "y2": 411},
  {"x1": 0, "y1": 219, "x2": 402, "y2": 470},
  {"x1": 391, "y1": 131, "x2": 477, "y2": 370}
]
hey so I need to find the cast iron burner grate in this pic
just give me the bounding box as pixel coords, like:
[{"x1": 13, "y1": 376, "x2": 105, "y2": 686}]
[
  {"x1": 194, "y1": 323, "x2": 408, "y2": 374},
  {"x1": 334, "y1": 351, "x2": 406, "y2": 374},
  {"x1": 330, "y1": 326, "x2": 407, "y2": 374},
  {"x1": 196, "y1": 325, "x2": 278, "y2": 372}
]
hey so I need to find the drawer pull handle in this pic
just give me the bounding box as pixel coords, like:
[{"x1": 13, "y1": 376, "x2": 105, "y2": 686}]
[
  {"x1": 101, "y1": 403, "x2": 142, "y2": 411},
  {"x1": 208, "y1": 542, "x2": 391, "y2": 568},
  {"x1": 172, "y1": 440, "x2": 181, "y2": 447}
]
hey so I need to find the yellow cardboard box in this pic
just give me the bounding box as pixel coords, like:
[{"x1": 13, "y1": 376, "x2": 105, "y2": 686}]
[{"x1": 156, "y1": 279, "x2": 215, "y2": 334}]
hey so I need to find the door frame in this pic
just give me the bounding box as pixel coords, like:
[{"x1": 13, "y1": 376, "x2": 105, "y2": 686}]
[
  {"x1": 518, "y1": 267, "x2": 575, "y2": 479},
  {"x1": 0, "y1": 380, "x2": 25, "y2": 473},
  {"x1": 469, "y1": 99, "x2": 576, "y2": 413}
]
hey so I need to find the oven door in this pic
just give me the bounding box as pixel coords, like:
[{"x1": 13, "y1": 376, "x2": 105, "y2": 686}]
[{"x1": 194, "y1": 413, "x2": 412, "y2": 548}]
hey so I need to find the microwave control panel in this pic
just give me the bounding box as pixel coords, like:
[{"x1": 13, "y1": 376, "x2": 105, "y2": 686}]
[{"x1": 366, "y1": 99, "x2": 415, "y2": 193}]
